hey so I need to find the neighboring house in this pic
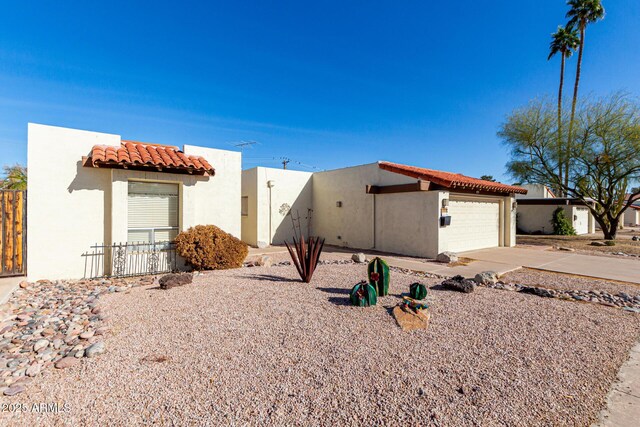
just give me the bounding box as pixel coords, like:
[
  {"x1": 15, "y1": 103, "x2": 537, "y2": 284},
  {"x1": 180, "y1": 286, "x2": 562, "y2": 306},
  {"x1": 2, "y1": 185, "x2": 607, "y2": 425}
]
[
  {"x1": 243, "y1": 162, "x2": 525, "y2": 258},
  {"x1": 624, "y1": 206, "x2": 640, "y2": 227},
  {"x1": 515, "y1": 198, "x2": 596, "y2": 235},
  {"x1": 27, "y1": 124, "x2": 241, "y2": 280},
  {"x1": 517, "y1": 184, "x2": 555, "y2": 199}
]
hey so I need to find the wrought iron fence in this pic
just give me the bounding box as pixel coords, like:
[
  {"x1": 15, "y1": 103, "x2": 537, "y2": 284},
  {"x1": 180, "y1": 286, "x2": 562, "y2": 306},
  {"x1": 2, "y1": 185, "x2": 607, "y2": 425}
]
[{"x1": 82, "y1": 242, "x2": 178, "y2": 279}]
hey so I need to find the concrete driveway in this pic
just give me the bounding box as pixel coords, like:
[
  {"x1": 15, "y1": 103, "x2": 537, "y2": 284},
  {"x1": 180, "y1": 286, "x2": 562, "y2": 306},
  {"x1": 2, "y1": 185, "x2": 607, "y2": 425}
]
[{"x1": 461, "y1": 247, "x2": 640, "y2": 284}]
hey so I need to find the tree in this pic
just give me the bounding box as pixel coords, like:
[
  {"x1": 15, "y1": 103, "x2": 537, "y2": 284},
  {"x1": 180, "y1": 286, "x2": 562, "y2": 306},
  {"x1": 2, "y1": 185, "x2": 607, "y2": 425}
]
[
  {"x1": 499, "y1": 93, "x2": 640, "y2": 240},
  {"x1": 0, "y1": 164, "x2": 27, "y2": 190},
  {"x1": 480, "y1": 175, "x2": 496, "y2": 182},
  {"x1": 565, "y1": 0, "x2": 605, "y2": 188},
  {"x1": 548, "y1": 25, "x2": 579, "y2": 193}
]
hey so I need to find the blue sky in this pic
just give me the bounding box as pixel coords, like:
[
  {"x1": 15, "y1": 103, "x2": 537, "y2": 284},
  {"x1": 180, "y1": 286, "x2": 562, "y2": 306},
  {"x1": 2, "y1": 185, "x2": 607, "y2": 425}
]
[{"x1": 1, "y1": 1, "x2": 639, "y2": 182}]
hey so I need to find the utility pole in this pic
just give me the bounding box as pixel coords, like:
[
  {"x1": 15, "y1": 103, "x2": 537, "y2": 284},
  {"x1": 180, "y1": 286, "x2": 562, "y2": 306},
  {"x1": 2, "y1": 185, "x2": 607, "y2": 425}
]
[{"x1": 281, "y1": 157, "x2": 290, "y2": 170}]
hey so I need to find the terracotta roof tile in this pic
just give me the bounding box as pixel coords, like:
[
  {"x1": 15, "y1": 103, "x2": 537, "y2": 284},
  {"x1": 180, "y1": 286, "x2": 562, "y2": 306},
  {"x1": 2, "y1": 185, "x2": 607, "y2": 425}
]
[
  {"x1": 87, "y1": 140, "x2": 215, "y2": 175},
  {"x1": 378, "y1": 161, "x2": 527, "y2": 195}
]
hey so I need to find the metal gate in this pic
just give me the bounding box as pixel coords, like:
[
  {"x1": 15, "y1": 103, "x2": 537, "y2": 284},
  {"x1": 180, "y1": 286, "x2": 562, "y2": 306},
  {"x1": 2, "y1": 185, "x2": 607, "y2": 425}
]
[{"x1": 0, "y1": 190, "x2": 26, "y2": 277}]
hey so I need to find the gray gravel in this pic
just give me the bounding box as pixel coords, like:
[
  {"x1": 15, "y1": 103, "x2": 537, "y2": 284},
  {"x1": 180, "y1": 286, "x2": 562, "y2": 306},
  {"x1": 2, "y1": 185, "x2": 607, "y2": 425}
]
[{"x1": 1, "y1": 264, "x2": 639, "y2": 426}]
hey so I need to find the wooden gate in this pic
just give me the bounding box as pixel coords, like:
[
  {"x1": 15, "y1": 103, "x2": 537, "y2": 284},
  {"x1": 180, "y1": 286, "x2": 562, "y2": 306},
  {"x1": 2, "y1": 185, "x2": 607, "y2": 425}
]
[{"x1": 0, "y1": 190, "x2": 26, "y2": 277}]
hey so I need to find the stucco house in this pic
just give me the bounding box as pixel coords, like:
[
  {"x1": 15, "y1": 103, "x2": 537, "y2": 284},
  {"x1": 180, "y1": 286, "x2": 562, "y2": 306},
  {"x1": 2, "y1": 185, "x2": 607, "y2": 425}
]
[
  {"x1": 242, "y1": 162, "x2": 525, "y2": 258},
  {"x1": 515, "y1": 184, "x2": 596, "y2": 235},
  {"x1": 27, "y1": 124, "x2": 241, "y2": 281},
  {"x1": 28, "y1": 123, "x2": 526, "y2": 281}
]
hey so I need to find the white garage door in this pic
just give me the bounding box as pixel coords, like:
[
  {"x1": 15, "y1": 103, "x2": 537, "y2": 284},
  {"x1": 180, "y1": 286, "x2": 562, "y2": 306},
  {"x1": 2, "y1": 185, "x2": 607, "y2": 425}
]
[
  {"x1": 573, "y1": 207, "x2": 589, "y2": 235},
  {"x1": 447, "y1": 199, "x2": 500, "y2": 252}
]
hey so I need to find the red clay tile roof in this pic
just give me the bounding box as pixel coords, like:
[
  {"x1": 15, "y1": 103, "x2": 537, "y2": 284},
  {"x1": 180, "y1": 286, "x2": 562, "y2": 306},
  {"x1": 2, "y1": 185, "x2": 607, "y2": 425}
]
[
  {"x1": 86, "y1": 140, "x2": 215, "y2": 175},
  {"x1": 378, "y1": 161, "x2": 527, "y2": 195}
]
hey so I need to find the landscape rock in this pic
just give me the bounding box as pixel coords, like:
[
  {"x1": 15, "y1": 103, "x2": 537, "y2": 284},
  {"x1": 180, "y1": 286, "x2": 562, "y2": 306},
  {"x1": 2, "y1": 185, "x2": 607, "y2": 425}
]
[
  {"x1": 55, "y1": 357, "x2": 80, "y2": 369},
  {"x1": 632, "y1": 236, "x2": 639, "y2": 241},
  {"x1": 590, "y1": 241, "x2": 606, "y2": 247},
  {"x1": 474, "y1": 271, "x2": 498, "y2": 285},
  {"x1": 351, "y1": 253, "x2": 367, "y2": 263},
  {"x1": 442, "y1": 275, "x2": 476, "y2": 293},
  {"x1": 392, "y1": 305, "x2": 430, "y2": 331},
  {"x1": 33, "y1": 339, "x2": 49, "y2": 352},
  {"x1": 256, "y1": 255, "x2": 273, "y2": 267},
  {"x1": 436, "y1": 252, "x2": 458, "y2": 263},
  {"x1": 557, "y1": 246, "x2": 575, "y2": 252},
  {"x1": 85, "y1": 342, "x2": 105, "y2": 358},
  {"x1": 159, "y1": 273, "x2": 193, "y2": 290},
  {"x1": 3, "y1": 384, "x2": 25, "y2": 396}
]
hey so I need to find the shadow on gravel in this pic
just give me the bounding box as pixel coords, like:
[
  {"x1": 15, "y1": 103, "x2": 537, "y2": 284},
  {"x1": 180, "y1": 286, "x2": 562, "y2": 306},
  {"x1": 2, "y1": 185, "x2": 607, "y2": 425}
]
[
  {"x1": 239, "y1": 274, "x2": 300, "y2": 283},
  {"x1": 327, "y1": 296, "x2": 350, "y2": 306},
  {"x1": 317, "y1": 287, "x2": 350, "y2": 295}
]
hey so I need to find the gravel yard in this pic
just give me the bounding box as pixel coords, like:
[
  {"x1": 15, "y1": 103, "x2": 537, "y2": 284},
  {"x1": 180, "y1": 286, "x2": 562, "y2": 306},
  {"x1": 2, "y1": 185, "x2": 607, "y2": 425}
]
[{"x1": 2, "y1": 263, "x2": 639, "y2": 426}]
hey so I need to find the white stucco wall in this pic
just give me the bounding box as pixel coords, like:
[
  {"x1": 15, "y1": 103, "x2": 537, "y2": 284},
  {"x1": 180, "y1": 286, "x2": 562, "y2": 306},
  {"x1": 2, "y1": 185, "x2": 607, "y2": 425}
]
[
  {"x1": 624, "y1": 208, "x2": 640, "y2": 226},
  {"x1": 517, "y1": 204, "x2": 594, "y2": 235},
  {"x1": 374, "y1": 191, "x2": 442, "y2": 257},
  {"x1": 311, "y1": 163, "x2": 417, "y2": 250},
  {"x1": 27, "y1": 123, "x2": 119, "y2": 281},
  {"x1": 27, "y1": 124, "x2": 241, "y2": 280},
  {"x1": 241, "y1": 167, "x2": 313, "y2": 246}
]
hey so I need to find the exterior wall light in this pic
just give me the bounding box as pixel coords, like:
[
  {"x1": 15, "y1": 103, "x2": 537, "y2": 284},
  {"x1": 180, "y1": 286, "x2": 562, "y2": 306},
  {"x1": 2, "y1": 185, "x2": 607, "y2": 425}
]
[{"x1": 336, "y1": 201, "x2": 342, "y2": 207}]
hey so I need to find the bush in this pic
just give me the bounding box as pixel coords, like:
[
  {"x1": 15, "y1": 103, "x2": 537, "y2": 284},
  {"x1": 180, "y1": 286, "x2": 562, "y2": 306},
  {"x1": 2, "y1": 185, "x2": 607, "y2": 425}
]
[
  {"x1": 175, "y1": 225, "x2": 248, "y2": 270},
  {"x1": 551, "y1": 207, "x2": 576, "y2": 236},
  {"x1": 605, "y1": 240, "x2": 616, "y2": 246}
]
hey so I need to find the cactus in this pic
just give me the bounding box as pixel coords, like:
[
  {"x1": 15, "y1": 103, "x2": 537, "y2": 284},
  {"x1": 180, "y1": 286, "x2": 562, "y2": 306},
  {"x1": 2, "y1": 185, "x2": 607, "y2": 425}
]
[
  {"x1": 367, "y1": 257, "x2": 390, "y2": 296},
  {"x1": 409, "y1": 282, "x2": 428, "y2": 300},
  {"x1": 349, "y1": 281, "x2": 378, "y2": 307}
]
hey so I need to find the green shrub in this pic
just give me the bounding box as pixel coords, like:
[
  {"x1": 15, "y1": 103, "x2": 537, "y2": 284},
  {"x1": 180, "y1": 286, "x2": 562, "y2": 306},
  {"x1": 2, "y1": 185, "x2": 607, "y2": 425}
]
[
  {"x1": 551, "y1": 207, "x2": 576, "y2": 236},
  {"x1": 605, "y1": 240, "x2": 616, "y2": 246},
  {"x1": 175, "y1": 225, "x2": 248, "y2": 270}
]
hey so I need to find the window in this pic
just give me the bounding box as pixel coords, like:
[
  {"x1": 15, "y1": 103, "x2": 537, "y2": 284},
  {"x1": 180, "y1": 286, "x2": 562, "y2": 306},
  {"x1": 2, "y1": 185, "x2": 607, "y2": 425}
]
[
  {"x1": 128, "y1": 182, "x2": 179, "y2": 244},
  {"x1": 241, "y1": 196, "x2": 249, "y2": 216}
]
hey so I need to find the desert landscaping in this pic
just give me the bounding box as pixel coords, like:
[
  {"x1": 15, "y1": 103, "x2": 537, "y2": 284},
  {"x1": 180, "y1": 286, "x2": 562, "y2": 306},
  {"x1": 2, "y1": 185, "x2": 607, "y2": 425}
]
[{"x1": 1, "y1": 252, "x2": 639, "y2": 426}]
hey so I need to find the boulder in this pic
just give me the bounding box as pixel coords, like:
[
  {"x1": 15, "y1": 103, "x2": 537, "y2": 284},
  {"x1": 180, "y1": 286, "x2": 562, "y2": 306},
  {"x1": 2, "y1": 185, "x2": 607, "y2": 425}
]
[
  {"x1": 256, "y1": 255, "x2": 273, "y2": 267},
  {"x1": 632, "y1": 236, "x2": 639, "y2": 242},
  {"x1": 474, "y1": 271, "x2": 498, "y2": 285},
  {"x1": 158, "y1": 273, "x2": 193, "y2": 290},
  {"x1": 436, "y1": 252, "x2": 458, "y2": 263},
  {"x1": 352, "y1": 253, "x2": 366, "y2": 263},
  {"x1": 392, "y1": 305, "x2": 430, "y2": 331},
  {"x1": 590, "y1": 241, "x2": 606, "y2": 247},
  {"x1": 442, "y1": 275, "x2": 476, "y2": 293}
]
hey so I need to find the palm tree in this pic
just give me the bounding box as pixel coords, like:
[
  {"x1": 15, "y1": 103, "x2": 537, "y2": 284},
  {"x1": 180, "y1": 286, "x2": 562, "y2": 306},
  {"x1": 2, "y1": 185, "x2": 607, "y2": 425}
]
[
  {"x1": 1, "y1": 164, "x2": 27, "y2": 190},
  {"x1": 548, "y1": 25, "x2": 579, "y2": 195},
  {"x1": 564, "y1": 0, "x2": 605, "y2": 188}
]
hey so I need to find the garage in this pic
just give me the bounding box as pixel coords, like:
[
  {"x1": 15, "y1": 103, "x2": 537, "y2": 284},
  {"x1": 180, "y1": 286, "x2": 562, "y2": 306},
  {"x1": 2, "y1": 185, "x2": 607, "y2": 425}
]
[{"x1": 447, "y1": 198, "x2": 501, "y2": 252}]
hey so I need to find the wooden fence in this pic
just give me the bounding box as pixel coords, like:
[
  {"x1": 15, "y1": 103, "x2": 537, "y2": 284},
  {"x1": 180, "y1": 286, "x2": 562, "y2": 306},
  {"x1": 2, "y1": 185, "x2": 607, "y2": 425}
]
[{"x1": 0, "y1": 190, "x2": 26, "y2": 277}]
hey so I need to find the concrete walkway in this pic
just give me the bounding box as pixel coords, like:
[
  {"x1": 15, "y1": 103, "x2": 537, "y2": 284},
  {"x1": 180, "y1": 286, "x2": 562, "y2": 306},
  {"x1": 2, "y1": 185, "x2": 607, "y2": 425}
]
[
  {"x1": 461, "y1": 247, "x2": 640, "y2": 284},
  {"x1": 251, "y1": 245, "x2": 640, "y2": 283},
  {"x1": 596, "y1": 340, "x2": 640, "y2": 427},
  {"x1": 0, "y1": 276, "x2": 22, "y2": 305}
]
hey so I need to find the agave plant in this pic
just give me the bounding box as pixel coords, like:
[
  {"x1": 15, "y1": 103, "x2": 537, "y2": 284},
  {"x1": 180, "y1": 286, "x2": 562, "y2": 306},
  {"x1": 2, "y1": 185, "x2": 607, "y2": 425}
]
[{"x1": 285, "y1": 234, "x2": 325, "y2": 283}]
